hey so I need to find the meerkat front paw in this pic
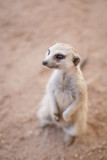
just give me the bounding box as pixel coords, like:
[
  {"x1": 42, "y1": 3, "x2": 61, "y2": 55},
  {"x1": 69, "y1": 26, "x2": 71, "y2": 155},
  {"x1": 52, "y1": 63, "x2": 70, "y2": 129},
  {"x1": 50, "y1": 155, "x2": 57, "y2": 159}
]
[
  {"x1": 63, "y1": 111, "x2": 71, "y2": 123},
  {"x1": 52, "y1": 113, "x2": 60, "y2": 122}
]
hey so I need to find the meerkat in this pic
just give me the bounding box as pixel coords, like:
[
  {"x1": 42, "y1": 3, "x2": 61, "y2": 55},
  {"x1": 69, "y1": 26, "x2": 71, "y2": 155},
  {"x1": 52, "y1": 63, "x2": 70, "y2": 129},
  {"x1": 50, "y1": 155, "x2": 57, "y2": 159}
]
[{"x1": 37, "y1": 43, "x2": 88, "y2": 146}]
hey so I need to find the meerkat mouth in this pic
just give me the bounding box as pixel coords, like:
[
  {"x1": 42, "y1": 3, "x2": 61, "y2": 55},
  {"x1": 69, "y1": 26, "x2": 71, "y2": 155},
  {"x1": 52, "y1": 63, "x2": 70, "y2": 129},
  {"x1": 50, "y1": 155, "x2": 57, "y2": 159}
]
[{"x1": 47, "y1": 65, "x2": 59, "y2": 69}]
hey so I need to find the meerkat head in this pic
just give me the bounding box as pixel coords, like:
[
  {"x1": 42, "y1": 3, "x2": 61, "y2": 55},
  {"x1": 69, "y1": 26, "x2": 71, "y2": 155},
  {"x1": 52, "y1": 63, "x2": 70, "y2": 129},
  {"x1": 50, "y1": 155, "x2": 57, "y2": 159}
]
[{"x1": 42, "y1": 43, "x2": 81, "y2": 71}]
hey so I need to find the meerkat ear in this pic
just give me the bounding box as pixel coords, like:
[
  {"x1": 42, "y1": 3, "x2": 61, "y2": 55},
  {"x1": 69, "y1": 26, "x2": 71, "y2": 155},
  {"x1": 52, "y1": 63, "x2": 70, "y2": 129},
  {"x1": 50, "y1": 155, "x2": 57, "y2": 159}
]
[{"x1": 73, "y1": 55, "x2": 81, "y2": 66}]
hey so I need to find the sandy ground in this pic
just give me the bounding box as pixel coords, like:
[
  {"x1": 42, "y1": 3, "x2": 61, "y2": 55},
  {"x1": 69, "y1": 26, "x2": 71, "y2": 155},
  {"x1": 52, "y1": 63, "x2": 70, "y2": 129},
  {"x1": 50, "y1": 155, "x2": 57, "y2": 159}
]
[{"x1": 0, "y1": 0, "x2": 107, "y2": 160}]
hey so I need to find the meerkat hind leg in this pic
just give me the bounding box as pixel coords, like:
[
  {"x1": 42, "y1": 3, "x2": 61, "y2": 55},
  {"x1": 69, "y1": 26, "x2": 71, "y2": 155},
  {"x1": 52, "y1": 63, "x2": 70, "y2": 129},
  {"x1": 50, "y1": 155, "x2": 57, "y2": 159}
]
[
  {"x1": 40, "y1": 117, "x2": 53, "y2": 128},
  {"x1": 38, "y1": 110, "x2": 54, "y2": 128},
  {"x1": 37, "y1": 103, "x2": 54, "y2": 128},
  {"x1": 63, "y1": 124, "x2": 77, "y2": 146}
]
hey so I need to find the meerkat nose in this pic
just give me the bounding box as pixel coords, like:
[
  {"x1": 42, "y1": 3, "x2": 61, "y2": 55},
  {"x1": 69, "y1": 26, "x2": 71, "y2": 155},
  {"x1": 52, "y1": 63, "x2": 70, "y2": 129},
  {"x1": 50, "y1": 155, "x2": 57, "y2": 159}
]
[{"x1": 42, "y1": 60, "x2": 47, "y2": 66}]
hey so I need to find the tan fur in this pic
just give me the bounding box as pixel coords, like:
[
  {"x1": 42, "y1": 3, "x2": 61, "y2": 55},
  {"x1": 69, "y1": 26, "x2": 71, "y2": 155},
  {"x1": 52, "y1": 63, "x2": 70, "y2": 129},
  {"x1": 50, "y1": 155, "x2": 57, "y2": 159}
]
[{"x1": 37, "y1": 43, "x2": 88, "y2": 146}]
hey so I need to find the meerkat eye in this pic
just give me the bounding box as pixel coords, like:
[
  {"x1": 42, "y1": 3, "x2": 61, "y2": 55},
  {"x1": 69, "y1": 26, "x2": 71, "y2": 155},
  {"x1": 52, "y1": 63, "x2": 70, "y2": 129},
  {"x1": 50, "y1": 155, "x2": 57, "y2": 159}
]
[{"x1": 55, "y1": 54, "x2": 65, "y2": 60}]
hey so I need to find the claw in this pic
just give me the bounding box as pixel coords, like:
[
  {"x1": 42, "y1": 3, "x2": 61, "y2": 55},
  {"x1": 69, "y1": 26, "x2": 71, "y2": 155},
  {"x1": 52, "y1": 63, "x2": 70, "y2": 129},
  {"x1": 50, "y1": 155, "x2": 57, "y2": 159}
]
[{"x1": 53, "y1": 113, "x2": 60, "y2": 122}]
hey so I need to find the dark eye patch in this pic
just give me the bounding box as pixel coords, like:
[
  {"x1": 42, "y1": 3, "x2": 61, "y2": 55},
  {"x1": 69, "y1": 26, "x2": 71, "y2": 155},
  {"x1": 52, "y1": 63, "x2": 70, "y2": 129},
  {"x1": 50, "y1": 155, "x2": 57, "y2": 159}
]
[
  {"x1": 48, "y1": 49, "x2": 50, "y2": 55},
  {"x1": 55, "y1": 54, "x2": 65, "y2": 60}
]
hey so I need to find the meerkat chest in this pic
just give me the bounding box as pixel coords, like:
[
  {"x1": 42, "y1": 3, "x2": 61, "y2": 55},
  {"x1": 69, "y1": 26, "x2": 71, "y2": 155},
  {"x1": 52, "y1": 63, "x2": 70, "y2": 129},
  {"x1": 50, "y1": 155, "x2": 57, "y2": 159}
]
[
  {"x1": 54, "y1": 75, "x2": 76, "y2": 110},
  {"x1": 55, "y1": 89, "x2": 73, "y2": 110}
]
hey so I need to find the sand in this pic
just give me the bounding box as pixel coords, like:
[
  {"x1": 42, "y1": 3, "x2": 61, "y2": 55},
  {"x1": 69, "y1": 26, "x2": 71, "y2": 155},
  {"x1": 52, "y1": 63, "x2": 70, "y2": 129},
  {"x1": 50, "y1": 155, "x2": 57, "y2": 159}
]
[{"x1": 0, "y1": 0, "x2": 107, "y2": 159}]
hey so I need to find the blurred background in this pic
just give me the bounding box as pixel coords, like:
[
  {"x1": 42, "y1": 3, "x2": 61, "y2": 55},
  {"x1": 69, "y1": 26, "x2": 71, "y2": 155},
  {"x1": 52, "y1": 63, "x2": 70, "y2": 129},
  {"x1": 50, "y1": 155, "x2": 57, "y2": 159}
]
[{"x1": 0, "y1": 0, "x2": 107, "y2": 160}]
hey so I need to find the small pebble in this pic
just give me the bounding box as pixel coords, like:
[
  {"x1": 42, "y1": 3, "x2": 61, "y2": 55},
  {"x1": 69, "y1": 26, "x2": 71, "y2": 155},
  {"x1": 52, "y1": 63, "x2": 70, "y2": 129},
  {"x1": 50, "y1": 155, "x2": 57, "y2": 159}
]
[
  {"x1": 98, "y1": 145, "x2": 102, "y2": 149},
  {"x1": 99, "y1": 155, "x2": 104, "y2": 160},
  {"x1": 35, "y1": 129, "x2": 42, "y2": 136},
  {"x1": 74, "y1": 153, "x2": 79, "y2": 158},
  {"x1": 1, "y1": 140, "x2": 5, "y2": 144},
  {"x1": 80, "y1": 156, "x2": 83, "y2": 160},
  {"x1": 88, "y1": 152, "x2": 92, "y2": 156},
  {"x1": 25, "y1": 130, "x2": 33, "y2": 137},
  {"x1": 98, "y1": 149, "x2": 102, "y2": 153},
  {"x1": 19, "y1": 136, "x2": 25, "y2": 140}
]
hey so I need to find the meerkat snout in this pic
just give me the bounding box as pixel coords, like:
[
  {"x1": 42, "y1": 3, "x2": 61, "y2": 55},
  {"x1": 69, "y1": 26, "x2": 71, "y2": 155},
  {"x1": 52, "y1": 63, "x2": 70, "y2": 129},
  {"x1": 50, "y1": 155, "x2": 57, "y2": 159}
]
[{"x1": 42, "y1": 60, "x2": 48, "y2": 66}]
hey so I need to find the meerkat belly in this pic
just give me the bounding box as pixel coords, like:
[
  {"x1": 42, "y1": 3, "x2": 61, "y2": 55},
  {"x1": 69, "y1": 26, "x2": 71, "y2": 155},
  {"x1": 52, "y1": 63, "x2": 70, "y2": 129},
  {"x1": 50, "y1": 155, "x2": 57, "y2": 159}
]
[{"x1": 55, "y1": 89, "x2": 73, "y2": 111}]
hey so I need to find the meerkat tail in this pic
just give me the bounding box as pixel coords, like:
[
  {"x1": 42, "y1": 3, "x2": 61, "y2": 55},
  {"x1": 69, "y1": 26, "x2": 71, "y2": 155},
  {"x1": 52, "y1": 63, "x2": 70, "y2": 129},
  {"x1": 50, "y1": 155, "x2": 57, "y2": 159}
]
[{"x1": 80, "y1": 58, "x2": 88, "y2": 70}]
